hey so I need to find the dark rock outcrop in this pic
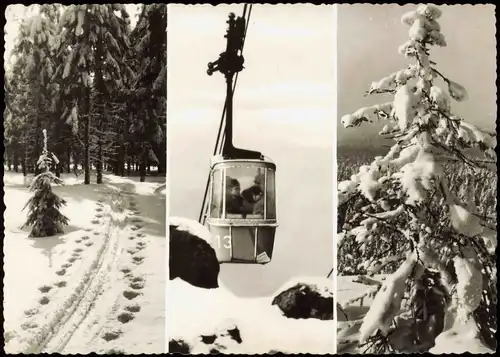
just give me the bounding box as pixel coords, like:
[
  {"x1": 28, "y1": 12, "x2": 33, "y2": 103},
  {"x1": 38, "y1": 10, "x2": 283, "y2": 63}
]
[
  {"x1": 272, "y1": 282, "x2": 333, "y2": 320},
  {"x1": 169, "y1": 339, "x2": 191, "y2": 354},
  {"x1": 169, "y1": 224, "x2": 220, "y2": 289}
]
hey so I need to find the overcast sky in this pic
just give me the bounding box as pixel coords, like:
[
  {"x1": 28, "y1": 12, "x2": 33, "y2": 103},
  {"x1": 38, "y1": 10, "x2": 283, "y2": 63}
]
[
  {"x1": 168, "y1": 4, "x2": 336, "y2": 297},
  {"x1": 338, "y1": 4, "x2": 496, "y2": 150}
]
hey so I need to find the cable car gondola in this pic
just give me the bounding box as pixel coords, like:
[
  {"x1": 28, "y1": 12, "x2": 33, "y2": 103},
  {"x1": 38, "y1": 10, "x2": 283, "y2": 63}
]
[{"x1": 199, "y1": 5, "x2": 278, "y2": 264}]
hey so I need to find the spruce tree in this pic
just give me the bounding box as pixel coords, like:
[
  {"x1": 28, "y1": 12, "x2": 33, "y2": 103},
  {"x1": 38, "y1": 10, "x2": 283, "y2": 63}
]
[
  {"x1": 338, "y1": 4, "x2": 496, "y2": 353},
  {"x1": 23, "y1": 129, "x2": 69, "y2": 237}
]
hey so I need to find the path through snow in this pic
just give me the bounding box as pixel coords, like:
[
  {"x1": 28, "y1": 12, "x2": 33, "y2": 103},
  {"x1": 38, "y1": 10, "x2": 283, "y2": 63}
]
[{"x1": 3, "y1": 173, "x2": 165, "y2": 354}]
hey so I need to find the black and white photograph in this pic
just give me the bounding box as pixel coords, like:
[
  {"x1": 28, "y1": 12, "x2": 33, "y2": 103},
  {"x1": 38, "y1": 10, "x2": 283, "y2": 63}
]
[
  {"x1": 167, "y1": 4, "x2": 336, "y2": 354},
  {"x1": 336, "y1": 4, "x2": 497, "y2": 354},
  {"x1": 3, "y1": 4, "x2": 167, "y2": 354}
]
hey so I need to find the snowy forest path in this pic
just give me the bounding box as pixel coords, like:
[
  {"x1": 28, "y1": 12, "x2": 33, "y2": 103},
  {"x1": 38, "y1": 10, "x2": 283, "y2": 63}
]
[
  {"x1": 40, "y1": 183, "x2": 133, "y2": 353},
  {"x1": 51, "y1": 182, "x2": 155, "y2": 354}
]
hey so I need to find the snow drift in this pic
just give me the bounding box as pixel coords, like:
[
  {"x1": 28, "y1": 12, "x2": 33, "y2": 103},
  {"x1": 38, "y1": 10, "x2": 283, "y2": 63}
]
[{"x1": 168, "y1": 217, "x2": 335, "y2": 354}]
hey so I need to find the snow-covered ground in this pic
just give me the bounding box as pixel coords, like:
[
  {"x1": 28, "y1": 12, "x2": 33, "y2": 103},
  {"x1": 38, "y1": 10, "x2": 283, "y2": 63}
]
[
  {"x1": 3, "y1": 171, "x2": 166, "y2": 354},
  {"x1": 168, "y1": 218, "x2": 335, "y2": 354},
  {"x1": 169, "y1": 278, "x2": 335, "y2": 354},
  {"x1": 336, "y1": 275, "x2": 385, "y2": 353}
]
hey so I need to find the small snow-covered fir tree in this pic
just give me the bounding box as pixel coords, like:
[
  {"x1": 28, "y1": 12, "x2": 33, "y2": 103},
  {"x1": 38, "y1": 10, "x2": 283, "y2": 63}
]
[
  {"x1": 23, "y1": 129, "x2": 69, "y2": 237},
  {"x1": 338, "y1": 4, "x2": 496, "y2": 353}
]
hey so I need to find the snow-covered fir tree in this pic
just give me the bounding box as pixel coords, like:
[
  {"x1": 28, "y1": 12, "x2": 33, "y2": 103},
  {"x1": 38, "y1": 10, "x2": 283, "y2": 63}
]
[
  {"x1": 8, "y1": 5, "x2": 59, "y2": 177},
  {"x1": 54, "y1": 4, "x2": 133, "y2": 184},
  {"x1": 126, "y1": 4, "x2": 167, "y2": 182},
  {"x1": 5, "y1": 4, "x2": 166, "y2": 181},
  {"x1": 23, "y1": 129, "x2": 69, "y2": 237},
  {"x1": 338, "y1": 4, "x2": 496, "y2": 353}
]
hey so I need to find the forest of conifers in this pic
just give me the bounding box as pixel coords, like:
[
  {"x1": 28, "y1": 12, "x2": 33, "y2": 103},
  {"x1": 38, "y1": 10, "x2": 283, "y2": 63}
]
[{"x1": 4, "y1": 4, "x2": 167, "y2": 184}]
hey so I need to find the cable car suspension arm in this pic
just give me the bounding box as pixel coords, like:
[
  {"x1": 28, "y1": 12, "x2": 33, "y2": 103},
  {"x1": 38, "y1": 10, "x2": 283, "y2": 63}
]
[
  {"x1": 199, "y1": 4, "x2": 255, "y2": 224},
  {"x1": 206, "y1": 5, "x2": 262, "y2": 161}
]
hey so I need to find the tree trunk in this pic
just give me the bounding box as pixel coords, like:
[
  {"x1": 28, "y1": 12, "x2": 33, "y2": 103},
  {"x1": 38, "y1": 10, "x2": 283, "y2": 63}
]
[
  {"x1": 120, "y1": 123, "x2": 126, "y2": 177},
  {"x1": 6, "y1": 150, "x2": 11, "y2": 170},
  {"x1": 33, "y1": 64, "x2": 42, "y2": 176},
  {"x1": 96, "y1": 135, "x2": 103, "y2": 184},
  {"x1": 73, "y1": 158, "x2": 78, "y2": 176},
  {"x1": 127, "y1": 159, "x2": 131, "y2": 176},
  {"x1": 158, "y1": 143, "x2": 166, "y2": 174},
  {"x1": 66, "y1": 143, "x2": 71, "y2": 173},
  {"x1": 84, "y1": 111, "x2": 90, "y2": 184},
  {"x1": 13, "y1": 151, "x2": 19, "y2": 173},
  {"x1": 23, "y1": 131, "x2": 29, "y2": 177},
  {"x1": 82, "y1": 16, "x2": 91, "y2": 185},
  {"x1": 140, "y1": 146, "x2": 147, "y2": 182}
]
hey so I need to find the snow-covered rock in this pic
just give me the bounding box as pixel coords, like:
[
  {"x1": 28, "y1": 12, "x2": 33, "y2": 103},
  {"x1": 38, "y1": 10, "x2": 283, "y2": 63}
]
[
  {"x1": 169, "y1": 222, "x2": 220, "y2": 289},
  {"x1": 168, "y1": 218, "x2": 335, "y2": 354},
  {"x1": 271, "y1": 277, "x2": 334, "y2": 320}
]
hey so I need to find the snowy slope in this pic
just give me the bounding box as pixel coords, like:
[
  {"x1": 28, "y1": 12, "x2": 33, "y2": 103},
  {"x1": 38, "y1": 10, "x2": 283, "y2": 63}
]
[
  {"x1": 168, "y1": 218, "x2": 335, "y2": 354},
  {"x1": 3, "y1": 172, "x2": 166, "y2": 354}
]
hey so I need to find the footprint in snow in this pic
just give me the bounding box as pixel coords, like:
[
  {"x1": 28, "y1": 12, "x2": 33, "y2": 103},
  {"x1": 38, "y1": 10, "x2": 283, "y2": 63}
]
[
  {"x1": 85, "y1": 242, "x2": 94, "y2": 247},
  {"x1": 4, "y1": 331, "x2": 17, "y2": 344},
  {"x1": 121, "y1": 268, "x2": 132, "y2": 274},
  {"x1": 130, "y1": 276, "x2": 144, "y2": 283},
  {"x1": 81, "y1": 236, "x2": 90, "y2": 240},
  {"x1": 68, "y1": 257, "x2": 77, "y2": 263},
  {"x1": 39, "y1": 296, "x2": 50, "y2": 305},
  {"x1": 38, "y1": 285, "x2": 53, "y2": 293},
  {"x1": 21, "y1": 322, "x2": 38, "y2": 330},
  {"x1": 101, "y1": 330, "x2": 122, "y2": 342},
  {"x1": 93, "y1": 231, "x2": 100, "y2": 236},
  {"x1": 84, "y1": 228, "x2": 92, "y2": 232},
  {"x1": 75, "y1": 239, "x2": 82, "y2": 243},
  {"x1": 130, "y1": 281, "x2": 145, "y2": 290},
  {"x1": 91, "y1": 219, "x2": 100, "y2": 225},
  {"x1": 24, "y1": 308, "x2": 39, "y2": 317},
  {"x1": 54, "y1": 281, "x2": 67, "y2": 288},
  {"x1": 106, "y1": 348, "x2": 126, "y2": 354},
  {"x1": 74, "y1": 248, "x2": 83, "y2": 253},
  {"x1": 95, "y1": 207, "x2": 103, "y2": 212},
  {"x1": 127, "y1": 249, "x2": 138, "y2": 255},
  {"x1": 56, "y1": 269, "x2": 66, "y2": 276},
  {"x1": 117, "y1": 312, "x2": 135, "y2": 324},
  {"x1": 123, "y1": 290, "x2": 141, "y2": 300},
  {"x1": 128, "y1": 236, "x2": 136, "y2": 241},
  {"x1": 136, "y1": 233, "x2": 145, "y2": 238},
  {"x1": 95, "y1": 213, "x2": 103, "y2": 218},
  {"x1": 124, "y1": 304, "x2": 141, "y2": 313},
  {"x1": 61, "y1": 263, "x2": 72, "y2": 269},
  {"x1": 132, "y1": 256, "x2": 145, "y2": 265}
]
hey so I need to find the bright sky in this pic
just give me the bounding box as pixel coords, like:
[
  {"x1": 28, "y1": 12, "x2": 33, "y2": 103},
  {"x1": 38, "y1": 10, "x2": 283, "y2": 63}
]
[
  {"x1": 337, "y1": 4, "x2": 496, "y2": 150},
  {"x1": 4, "y1": 4, "x2": 141, "y2": 70},
  {"x1": 168, "y1": 4, "x2": 336, "y2": 297}
]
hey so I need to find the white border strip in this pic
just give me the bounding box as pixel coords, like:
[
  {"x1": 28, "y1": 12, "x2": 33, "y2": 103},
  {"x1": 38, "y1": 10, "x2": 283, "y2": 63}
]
[
  {"x1": 165, "y1": 4, "x2": 171, "y2": 353},
  {"x1": 332, "y1": 3, "x2": 338, "y2": 354}
]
